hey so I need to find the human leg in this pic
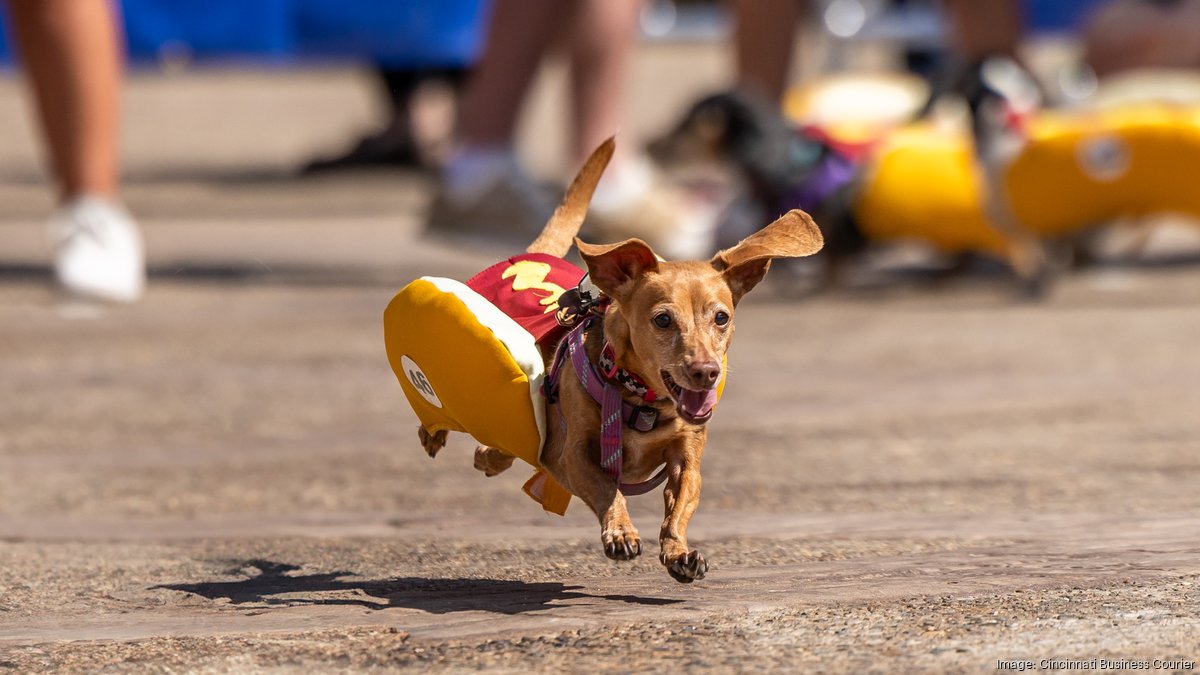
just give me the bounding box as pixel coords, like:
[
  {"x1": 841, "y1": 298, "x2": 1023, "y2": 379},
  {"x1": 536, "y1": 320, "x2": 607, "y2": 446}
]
[
  {"x1": 567, "y1": 0, "x2": 641, "y2": 165},
  {"x1": 8, "y1": 0, "x2": 123, "y2": 201},
  {"x1": 8, "y1": 0, "x2": 143, "y2": 302},
  {"x1": 731, "y1": 0, "x2": 806, "y2": 103},
  {"x1": 429, "y1": 0, "x2": 581, "y2": 242}
]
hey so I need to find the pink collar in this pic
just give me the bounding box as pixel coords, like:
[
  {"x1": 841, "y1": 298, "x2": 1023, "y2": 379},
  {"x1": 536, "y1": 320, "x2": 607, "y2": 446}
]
[{"x1": 597, "y1": 343, "x2": 658, "y2": 403}]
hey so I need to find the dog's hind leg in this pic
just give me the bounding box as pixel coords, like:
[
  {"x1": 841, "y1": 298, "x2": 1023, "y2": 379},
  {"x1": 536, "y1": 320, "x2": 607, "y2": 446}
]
[
  {"x1": 473, "y1": 445, "x2": 516, "y2": 477},
  {"x1": 417, "y1": 425, "x2": 448, "y2": 458}
]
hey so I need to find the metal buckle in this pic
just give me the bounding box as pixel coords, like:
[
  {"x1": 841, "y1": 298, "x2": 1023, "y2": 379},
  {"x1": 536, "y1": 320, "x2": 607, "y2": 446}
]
[{"x1": 626, "y1": 405, "x2": 659, "y2": 432}]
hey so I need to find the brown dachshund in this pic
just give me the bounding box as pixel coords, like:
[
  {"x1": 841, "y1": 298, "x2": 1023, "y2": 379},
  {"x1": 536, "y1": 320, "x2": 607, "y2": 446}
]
[{"x1": 425, "y1": 138, "x2": 824, "y2": 583}]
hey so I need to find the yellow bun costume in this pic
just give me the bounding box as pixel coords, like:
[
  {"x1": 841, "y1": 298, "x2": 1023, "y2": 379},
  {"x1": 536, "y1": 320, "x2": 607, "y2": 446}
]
[
  {"x1": 854, "y1": 105, "x2": 1200, "y2": 258},
  {"x1": 385, "y1": 276, "x2": 547, "y2": 466},
  {"x1": 786, "y1": 74, "x2": 1200, "y2": 262},
  {"x1": 385, "y1": 252, "x2": 731, "y2": 516},
  {"x1": 384, "y1": 253, "x2": 585, "y2": 515},
  {"x1": 853, "y1": 123, "x2": 1011, "y2": 257},
  {"x1": 1004, "y1": 104, "x2": 1200, "y2": 235}
]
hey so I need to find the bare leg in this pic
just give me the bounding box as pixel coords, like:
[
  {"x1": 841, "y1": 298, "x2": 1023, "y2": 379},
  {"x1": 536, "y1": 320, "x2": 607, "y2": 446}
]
[
  {"x1": 436, "y1": 0, "x2": 579, "y2": 236},
  {"x1": 8, "y1": 0, "x2": 124, "y2": 202},
  {"x1": 457, "y1": 0, "x2": 577, "y2": 148},
  {"x1": 940, "y1": 0, "x2": 1022, "y2": 62},
  {"x1": 459, "y1": 0, "x2": 639, "y2": 159},
  {"x1": 562, "y1": 0, "x2": 713, "y2": 259},
  {"x1": 732, "y1": 0, "x2": 806, "y2": 103},
  {"x1": 567, "y1": 0, "x2": 641, "y2": 166},
  {"x1": 8, "y1": 0, "x2": 142, "y2": 304}
]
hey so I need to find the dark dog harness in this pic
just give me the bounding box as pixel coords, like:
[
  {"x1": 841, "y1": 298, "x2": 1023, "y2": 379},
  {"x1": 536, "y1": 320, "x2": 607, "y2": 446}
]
[{"x1": 543, "y1": 312, "x2": 670, "y2": 496}]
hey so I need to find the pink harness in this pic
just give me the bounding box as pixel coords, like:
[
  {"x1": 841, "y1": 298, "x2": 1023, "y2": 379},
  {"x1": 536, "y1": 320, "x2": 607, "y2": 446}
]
[{"x1": 543, "y1": 316, "x2": 670, "y2": 496}]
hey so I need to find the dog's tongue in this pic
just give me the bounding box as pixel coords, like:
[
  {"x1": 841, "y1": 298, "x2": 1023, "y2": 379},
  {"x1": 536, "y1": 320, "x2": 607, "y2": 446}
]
[{"x1": 678, "y1": 387, "x2": 718, "y2": 417}]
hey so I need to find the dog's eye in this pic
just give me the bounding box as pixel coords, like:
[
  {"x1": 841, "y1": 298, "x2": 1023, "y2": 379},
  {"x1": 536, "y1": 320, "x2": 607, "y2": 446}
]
[
  {"x1": 714, "y1": 310, "x2": 730, "y2": 326},
  {"x1": 653, "y1": 313, "x2": 672, "y2": 329}
]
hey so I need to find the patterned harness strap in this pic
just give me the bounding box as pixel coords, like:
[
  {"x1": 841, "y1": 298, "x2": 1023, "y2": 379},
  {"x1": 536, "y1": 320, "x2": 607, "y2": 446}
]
[{"x1": 543, "y1": 317, "x2": 669, "y2": 496}]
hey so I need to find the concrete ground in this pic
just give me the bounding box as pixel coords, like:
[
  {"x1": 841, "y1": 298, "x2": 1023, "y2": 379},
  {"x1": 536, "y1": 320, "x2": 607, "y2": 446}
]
[{"x1": 3, "y1": 48, "x2": 1200, "y2": 672}]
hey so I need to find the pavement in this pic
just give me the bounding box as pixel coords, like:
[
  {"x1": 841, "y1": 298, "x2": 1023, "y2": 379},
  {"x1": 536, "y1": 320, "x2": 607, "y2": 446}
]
[{"x1": 3, "y1": 58, "x2": 1200, "y2": 673}]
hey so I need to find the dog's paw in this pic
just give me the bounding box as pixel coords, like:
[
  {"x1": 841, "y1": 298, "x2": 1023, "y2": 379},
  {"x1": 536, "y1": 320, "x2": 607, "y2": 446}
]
[
  {"x1": 662, "y1": 549, "x2": 708, "y2": 583},
  {"x1": 473, "y1": 445, "x2": 515, "y2": 477},
  {"x1": 601, "y1": 528, "x2": 643, "y2": 561},
  {"x1": 417, "y1": 425, "x2": 448, "y2": 458}
]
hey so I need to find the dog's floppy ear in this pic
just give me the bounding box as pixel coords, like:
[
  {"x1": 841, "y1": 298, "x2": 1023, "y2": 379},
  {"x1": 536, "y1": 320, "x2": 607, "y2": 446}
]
[
  {"x1": 712, "y1": 209, "x2": 824, "y2": 305},
  {"x1": 576, "y1": 237, "x2": 659, "y2": 300}
]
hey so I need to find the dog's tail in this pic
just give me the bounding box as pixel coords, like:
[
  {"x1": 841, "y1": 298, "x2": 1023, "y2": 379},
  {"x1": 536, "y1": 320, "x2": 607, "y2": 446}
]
[{"x1": 526, "y1": 136, "x2": 615, "y2": 257}]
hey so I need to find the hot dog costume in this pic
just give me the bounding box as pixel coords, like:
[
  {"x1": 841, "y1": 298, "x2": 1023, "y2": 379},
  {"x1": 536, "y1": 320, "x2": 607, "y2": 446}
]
[
  {"x1": 385, "y1": 249, "x2": 730, "y2": 516},
  {"x1": 785, "y1": 74, "x2": 1200, "y2": 264},
  {"x1": 384, "y1": 253, "x2": 582, "y2": 515},
  {"x1": 853, "y1": 104, "x2": 1200, "y2": 258}
]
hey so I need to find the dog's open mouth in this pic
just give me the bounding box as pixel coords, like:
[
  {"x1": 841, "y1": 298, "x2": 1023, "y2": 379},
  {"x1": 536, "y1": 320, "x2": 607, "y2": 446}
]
[{"x1": 661, "y1": 371, "x2": 718, "y2": 425}]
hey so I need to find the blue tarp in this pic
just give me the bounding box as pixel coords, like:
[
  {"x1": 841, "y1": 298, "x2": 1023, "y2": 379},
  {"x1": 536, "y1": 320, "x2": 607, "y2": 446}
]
[
  {"x1": 0, "y1": 0, "x2": 489, "y2": 67},
  {"x1": 0, "y1": 0, "x2": 1103, "y2": 68},
  {"x1": 1026, "y1": 0, "x2": 1100, "y2": 33}
]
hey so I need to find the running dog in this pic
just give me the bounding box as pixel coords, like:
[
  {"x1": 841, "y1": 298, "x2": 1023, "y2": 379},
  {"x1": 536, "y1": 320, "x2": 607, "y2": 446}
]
[{"x1": 393, "y1": 138, "x2": 824, "y2": 583}]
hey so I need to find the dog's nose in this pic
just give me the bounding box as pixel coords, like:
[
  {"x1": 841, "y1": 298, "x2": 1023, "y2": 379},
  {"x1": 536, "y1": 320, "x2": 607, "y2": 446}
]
[{"x1": 687, "y1": 361, "x2": 722, "y2": 388}]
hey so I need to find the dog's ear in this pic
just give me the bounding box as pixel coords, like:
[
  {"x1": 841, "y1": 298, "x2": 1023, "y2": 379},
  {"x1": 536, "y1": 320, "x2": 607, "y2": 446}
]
[
  {"x1": 576, "y1": 237, "x2": 659, "y2": 300},
  {"x1": 712, "y1": 209, "x2": 824, "y2": 304}
]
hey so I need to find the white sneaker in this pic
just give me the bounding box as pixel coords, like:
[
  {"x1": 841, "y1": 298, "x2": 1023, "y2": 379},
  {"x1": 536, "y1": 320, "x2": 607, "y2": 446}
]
[{"x1": 48, "y1": 196, "x2": 145, "y2": 303}]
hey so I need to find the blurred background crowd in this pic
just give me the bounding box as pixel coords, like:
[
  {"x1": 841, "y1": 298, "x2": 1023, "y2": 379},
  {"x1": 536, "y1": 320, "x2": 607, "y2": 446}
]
[{"x1": 7, "y1": 0, "x2": 1200, "y2": 303}]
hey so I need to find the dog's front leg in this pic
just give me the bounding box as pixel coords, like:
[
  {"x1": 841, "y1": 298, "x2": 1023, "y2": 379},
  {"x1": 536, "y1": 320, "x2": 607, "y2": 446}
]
[
  {"x1": 572, "y1": 451, "x2": 643, "y2": 561},
  {"x1": 589, "y1": 483, "x2": 642, "y2": 561},
  {"x1": 542, "y1": 430, "x2": 642, "y2": 561},
  {"x1": 659, "y1": 443, "x2": 707, "y2": 583}
]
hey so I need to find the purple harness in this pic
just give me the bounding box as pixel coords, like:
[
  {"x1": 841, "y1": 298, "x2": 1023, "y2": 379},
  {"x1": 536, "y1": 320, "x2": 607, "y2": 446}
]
[
  {"x1": 780, "y1": 149, "x2": 857, "y2": 216},
  {"x1": 543, "y1": 317, "x2": 669, "y2": 496}
]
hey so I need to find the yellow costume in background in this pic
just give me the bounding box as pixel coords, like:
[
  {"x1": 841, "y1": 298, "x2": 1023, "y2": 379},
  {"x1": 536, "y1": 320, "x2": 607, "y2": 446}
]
[
  {"x1": 853, "y1": 105, "x2": 1200, "y2": 259},
  {"x1": 786, "y1": 73, "x2": 1200, "y2": 263}
]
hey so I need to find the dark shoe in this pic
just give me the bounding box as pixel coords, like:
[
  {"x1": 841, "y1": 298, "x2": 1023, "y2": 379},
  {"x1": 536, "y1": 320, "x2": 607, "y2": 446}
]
[{"x1": 301, "y1": 132, "x2": 423, "y2": 174}]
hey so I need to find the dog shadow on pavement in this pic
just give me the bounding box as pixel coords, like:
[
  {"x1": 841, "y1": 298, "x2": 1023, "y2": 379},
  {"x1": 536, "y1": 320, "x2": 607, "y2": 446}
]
[{"x1": 153, "y1": 559, "x2": 682, "y2": 615}]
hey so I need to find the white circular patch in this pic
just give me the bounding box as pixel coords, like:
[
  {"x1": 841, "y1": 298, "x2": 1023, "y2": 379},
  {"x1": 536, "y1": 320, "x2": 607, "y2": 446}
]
[
  {"x1": 1076, "y1": 136, "x2": 1130, "y2": 182},
  {"x1": 401, "y1": 355, "x2": 442, "y2": 409}
]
